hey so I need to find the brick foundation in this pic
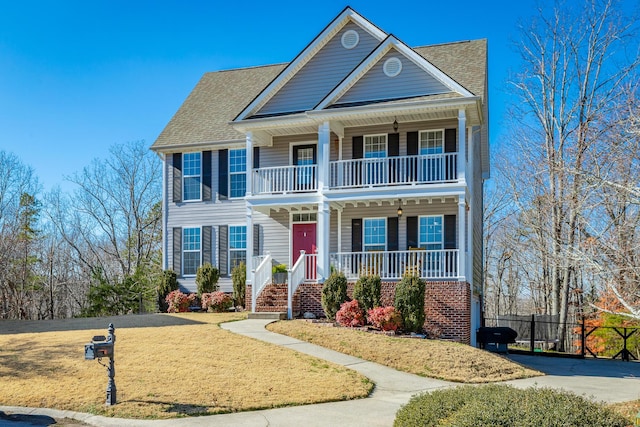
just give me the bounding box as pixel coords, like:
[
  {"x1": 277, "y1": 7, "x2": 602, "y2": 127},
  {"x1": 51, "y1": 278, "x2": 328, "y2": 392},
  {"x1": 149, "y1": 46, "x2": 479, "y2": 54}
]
[{"x1": 248, "y1": 280, "x2": 471, "y2": 344}]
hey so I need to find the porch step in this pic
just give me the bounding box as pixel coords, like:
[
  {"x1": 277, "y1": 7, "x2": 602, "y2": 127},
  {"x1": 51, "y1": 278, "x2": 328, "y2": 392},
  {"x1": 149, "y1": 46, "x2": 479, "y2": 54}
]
[{"x1": 248, "y1": 312, "x2": 287, "y2": 320}]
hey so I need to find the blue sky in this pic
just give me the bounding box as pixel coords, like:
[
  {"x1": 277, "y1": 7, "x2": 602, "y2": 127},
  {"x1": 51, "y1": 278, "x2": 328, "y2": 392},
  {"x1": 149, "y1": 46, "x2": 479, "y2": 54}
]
[{"x1": 1, "y1": 0, "x2": 532, "y2": 192}]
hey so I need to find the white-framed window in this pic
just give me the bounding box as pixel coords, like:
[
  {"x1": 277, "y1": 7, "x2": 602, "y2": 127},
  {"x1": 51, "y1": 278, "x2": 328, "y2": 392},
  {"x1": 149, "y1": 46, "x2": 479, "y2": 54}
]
[
  {"x1": 229, "y1": 225, "x2": 247, "y2": 270},
  {"x1": 364, "y1": 134, "x2": 387, "y2": 158},
  {"x1": 363, "y1": 218, "x2": 386, "y2": 251},
  {"x1": 183, "y1": 152, "x2": 201, "y2": 201},
  {"x1": 182, "y1": 227, "x2": 201, "y2": 276},
  {"x1": 229, "y1": 149, "x2": 246, "y2": 198},
  {"x1": 419, "y1": 130, "x2": 444, "y2": 155},
  {"x1": 419, "y1": 215, "x2": 443, "y2": 250}
]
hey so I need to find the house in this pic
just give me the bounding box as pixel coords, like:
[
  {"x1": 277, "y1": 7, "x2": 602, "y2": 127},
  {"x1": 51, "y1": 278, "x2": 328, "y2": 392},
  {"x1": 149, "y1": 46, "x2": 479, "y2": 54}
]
[{"x1": 151, "y1": 7, "x2": 489, "y2": 345}]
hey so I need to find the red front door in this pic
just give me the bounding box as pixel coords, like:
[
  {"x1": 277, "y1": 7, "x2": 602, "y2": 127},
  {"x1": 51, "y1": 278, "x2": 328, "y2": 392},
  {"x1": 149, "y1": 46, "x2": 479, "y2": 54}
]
[{"x1": 293, "y1": 223, "x2": 317, "y2": 279}]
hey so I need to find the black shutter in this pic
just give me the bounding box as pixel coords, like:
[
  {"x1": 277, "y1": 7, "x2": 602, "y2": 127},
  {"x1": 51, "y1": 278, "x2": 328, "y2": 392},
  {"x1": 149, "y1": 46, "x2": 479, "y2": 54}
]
[
  {"x1": 202, "y1": 151, "x2": 212, "y2": 201},
  {"x1": 202, "y1": 226, "x2": 212, "y2": 265},
  {"x1": 406, "y1": 216, "x2": 418, "y2": 249},
  {"x1": 444, "y1": 215, "x2": 457, "y2": 249},
  {"x1": 253, "y1": 224, "x2": 260, "y2": 257},
  {"x1": 219, "y1": 225, "x2": 228, "y2": 276},
  {"x1": 388, "y1": 133, "x2": 399, "y2": 156},
  {"x1": 253, "y1": 146, "x2": 260, "y2": 169},
  {"x1": 387, "y1": 217, "x2": 398, "y2": 251},
  {"x1": 444, "y1": 129, "x2": 457, "y2": 180},
  {"x1": 351, "y1": 218, "x2": 362, "y2": 252},
  {"x1": 352, "y1": 136, "x2": 363, "y2": 159},
  {"x1": 172, "y1": 153, "x2": 182, "y2": 203},
  {"x1": 218, "y1": 149, "x2": 228, "y2": 199},
  {"x1": 173, "y1": 227, "x2": 182, "y2": 275},
  {"x1": 406, "y1": 132, "x2": 418, "y2": 155}
]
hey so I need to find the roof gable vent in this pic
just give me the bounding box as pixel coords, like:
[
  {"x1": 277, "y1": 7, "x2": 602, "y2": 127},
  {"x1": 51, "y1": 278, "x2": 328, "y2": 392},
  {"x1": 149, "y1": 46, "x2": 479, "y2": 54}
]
[
  {"x1": 341, "y1": 29, "x2": 360, "y2": 49},
  {"x1": 383, "y1": 57, "x2": 402, "y2": 77}
]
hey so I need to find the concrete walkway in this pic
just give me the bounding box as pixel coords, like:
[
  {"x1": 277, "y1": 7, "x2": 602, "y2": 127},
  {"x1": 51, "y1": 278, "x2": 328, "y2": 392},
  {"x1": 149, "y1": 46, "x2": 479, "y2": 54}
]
[{"x1": 2, "y1": 319, "x2": 640, "y2": 426}]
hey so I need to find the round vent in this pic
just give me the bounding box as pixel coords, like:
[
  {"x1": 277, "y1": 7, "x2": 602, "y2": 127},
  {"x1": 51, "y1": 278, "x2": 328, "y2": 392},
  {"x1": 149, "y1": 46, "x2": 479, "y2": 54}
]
[
  {"x1": 341, "y1": 30, "x2": 359, "y2": 49},
  {"x1": 383, "y1": 57, "x2": 403, "y2": 77}
]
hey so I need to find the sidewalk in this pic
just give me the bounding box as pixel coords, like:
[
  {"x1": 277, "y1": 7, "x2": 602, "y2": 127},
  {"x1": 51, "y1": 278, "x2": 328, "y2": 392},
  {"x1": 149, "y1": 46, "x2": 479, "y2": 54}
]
[{"x1": 2, "y1": 319, "x2": 639, "y2": 426}]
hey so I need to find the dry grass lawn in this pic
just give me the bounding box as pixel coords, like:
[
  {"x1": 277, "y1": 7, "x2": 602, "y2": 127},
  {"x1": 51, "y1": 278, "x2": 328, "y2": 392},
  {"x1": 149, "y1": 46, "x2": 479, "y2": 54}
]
[
  {"x1": 267, "y1": 320, "x2": 541, "y2": 383},
  {"x1": 0, "y1": 313, "x2": 372, "y2": 419}
]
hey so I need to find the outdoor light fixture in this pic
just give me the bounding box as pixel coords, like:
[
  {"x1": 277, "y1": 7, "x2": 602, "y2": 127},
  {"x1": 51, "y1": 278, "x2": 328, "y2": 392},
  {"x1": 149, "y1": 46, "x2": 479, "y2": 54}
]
[
  {"x1": 397, "y1": 200, "x2": 403, "y2": 217},
  {"x1": 393, "y1": 118, "x2": 398, "y2": 132}
]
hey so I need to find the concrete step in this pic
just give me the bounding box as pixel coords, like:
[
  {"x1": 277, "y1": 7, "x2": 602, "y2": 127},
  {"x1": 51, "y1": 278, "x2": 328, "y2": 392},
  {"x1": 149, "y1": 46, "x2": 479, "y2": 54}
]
[{"x1": 248, "y1": 312, "x2": 287, "y2": 320}]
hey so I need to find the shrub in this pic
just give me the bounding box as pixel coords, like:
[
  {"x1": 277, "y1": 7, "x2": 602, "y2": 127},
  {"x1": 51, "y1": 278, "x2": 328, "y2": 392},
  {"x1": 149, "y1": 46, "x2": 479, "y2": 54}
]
[
  {"x1": 367, "y1": 306, "x2": 402, "y2": 332},
  {"x1": 336, "y1": 300, "x2": 366, "y2": 327},
  {"x1": 232, "y1": 262, "x2": 246, "y2": 308},
  {"x1": 165, "y1": 290, "x2": 196, "y2": 313},
  {"x1": 321, "y1": 272, "x2": 348, "y2": 320},
  {"x1": 353, "y1": 275, "x2": 381, "y2": 312},
  {"x1": 394, "y1": 384, "x2": 629, "y2": 427},
  {"x1": 196, "y1": 263, "x2": 220, "y2": 296},
  {"x1": 201, "y1": 291, "x2": 233, "y2": 312},
  {"x1": 394, "y1": 274, "x2": 425, "y2": 333}
]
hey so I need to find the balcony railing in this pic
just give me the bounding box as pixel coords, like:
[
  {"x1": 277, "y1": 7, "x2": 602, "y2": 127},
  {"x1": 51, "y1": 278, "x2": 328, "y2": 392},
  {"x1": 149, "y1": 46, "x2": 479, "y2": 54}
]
[
  {"x1": 252, "y1": 164, "x2": 317, "y2": 194},
  {"x1": 330, "y1": 153, "x2": 457, "y2": 189},
  {"x1": 329, "y1": 249, "x2": 459, "y2": 281}
]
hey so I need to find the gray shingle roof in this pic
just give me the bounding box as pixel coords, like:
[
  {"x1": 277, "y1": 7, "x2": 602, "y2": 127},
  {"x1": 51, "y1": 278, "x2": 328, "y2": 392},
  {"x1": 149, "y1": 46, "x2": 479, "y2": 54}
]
[{"x1": 151, "y1": 39, "x2": 487, "y2": 151}]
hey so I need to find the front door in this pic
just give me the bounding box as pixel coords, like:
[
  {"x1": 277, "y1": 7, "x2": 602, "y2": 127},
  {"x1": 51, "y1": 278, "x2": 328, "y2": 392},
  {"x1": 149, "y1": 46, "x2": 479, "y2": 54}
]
[{"x1": 293, "y1": 223, "x2": 317, "y2": 279}]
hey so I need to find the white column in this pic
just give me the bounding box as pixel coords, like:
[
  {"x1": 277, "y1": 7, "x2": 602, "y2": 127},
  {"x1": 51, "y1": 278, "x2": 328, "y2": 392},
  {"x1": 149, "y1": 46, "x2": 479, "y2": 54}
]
[
  {"x1": 317, "y1": 200, "x2": 330, "y2": 282},
  {"x1": 246, "y1": 204, "x2": 253, "y2": 288},
  {"x1": 318, "y1": 121, "x2": 331, "y2": 192},
  {"x1": 161, "y1": 153, "x2": 168, "y2": 271},
  {"x1": 458, "y1": 195, "x2": 466, "y2": 283},
  {"x1": 458, "y1": 109, "x2": 466, "y2": 183},
  {"x1": 466, "y1": 127, "x2": 474, "y2": 286},
  {"x1": 245, "y1": 132, "x2": 254, "y2": 197}
]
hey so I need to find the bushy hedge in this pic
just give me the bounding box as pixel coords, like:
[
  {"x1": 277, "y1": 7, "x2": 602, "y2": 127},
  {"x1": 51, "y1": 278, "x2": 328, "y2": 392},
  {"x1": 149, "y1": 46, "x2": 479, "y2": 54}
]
[
  {"x1": 321, "y1": 272, "x2": 348, "y2": 320},
  {"x1": 394, "y1": 274, "x2": 425, "y2": 332},
  {"x1": 336, "y1": 300, "x2": 365, "y2": 327},
  {"x1": 353, "y1": 274, "x2": 381, "y2": 312},
  {"x1": 196, "y1": 262, "x2": 220, "y2": 295},
  {"x1": 394, "y1": 384, "x2": 629, "y2": 427},
  {"x1": 232, "y1": 262, "x2": 246, "y2": 308}
]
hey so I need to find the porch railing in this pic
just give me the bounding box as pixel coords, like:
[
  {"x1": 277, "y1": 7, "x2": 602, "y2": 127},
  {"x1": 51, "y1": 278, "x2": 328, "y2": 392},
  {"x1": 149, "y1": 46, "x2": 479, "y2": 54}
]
[
  {"x1": 252, "y1": 164, "x2": 317, "y2": 194},
  {"x1": 288, "y1": 251, "x2": 306, "y2": 319},
  {"x1": 252, "y1": 253, "x2": 272, "y2": 312},
  {"x1": 304, "y1": 253, "x2": 317, "y2": 282},
  {"x1": 329, "y1": 249, "x2": 459, "y2": 281},
  {"x1": 329, "y1": 153, "x2": 457, "y2": 189}
]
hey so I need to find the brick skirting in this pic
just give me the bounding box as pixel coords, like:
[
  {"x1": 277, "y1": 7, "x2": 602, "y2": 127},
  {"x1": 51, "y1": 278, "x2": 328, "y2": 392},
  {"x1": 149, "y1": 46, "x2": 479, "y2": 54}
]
[{"x1": 248, "y1": 281, "x2": 471, "y2": 344}]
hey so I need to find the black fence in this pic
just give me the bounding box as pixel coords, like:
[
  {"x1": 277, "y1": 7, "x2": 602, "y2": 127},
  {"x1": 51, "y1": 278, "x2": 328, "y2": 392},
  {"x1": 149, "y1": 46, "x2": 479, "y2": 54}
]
[{"x1": 484, "y1": 314, "x2": 639, "y2": 362}]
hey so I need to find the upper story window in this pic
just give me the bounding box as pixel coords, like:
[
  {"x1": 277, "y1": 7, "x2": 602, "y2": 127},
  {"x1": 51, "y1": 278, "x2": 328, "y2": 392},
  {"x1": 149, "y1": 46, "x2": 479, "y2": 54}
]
[
  {"x1": 229, "y1": 149, "x2": 246, "y2": 198},
  {"x1": 419, "y1": 130, "x2": 444, "y2": 155},
  {"x1": 182, "y1": 227, "x2": 201, "y2": 276},
  {"x1": 364, "y1": 135, "x2": 387, "y2": 158},
  {"x1": 229, "y1": 225, "x2": 246, "y2": 270},
  {"x1": 183, "y1": 152, "x2": 201, "y2": 201},
  {"x1": 363, "y1": 218, "x2": 386, "y2": 251},
  {"x1": 419, "y1": 215, "x2": 443, "y2": 250}
]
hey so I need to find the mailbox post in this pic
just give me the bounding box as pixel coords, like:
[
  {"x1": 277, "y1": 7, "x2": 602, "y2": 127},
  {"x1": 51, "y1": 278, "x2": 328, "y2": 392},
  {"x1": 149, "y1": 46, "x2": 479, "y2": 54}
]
[{"x1": 84, "y1": 323, "x2": 116, "y2": 405}]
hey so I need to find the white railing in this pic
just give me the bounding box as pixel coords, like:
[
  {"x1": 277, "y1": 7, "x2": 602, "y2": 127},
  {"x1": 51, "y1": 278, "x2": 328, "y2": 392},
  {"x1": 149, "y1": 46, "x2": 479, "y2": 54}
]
[
  {"x1": 329, "y1": 249, "x2": 459, "y2": 281},
  {"x1": 304, "y1": 254, "x2": 317, "y2": 282},
  {"x1": 251, "y1": 253, "x2": 272, "y2": 312},
  {"x1": 252, "y1": 164, "x2": 317, "y2": 194},
  {"x1": 288, "y1": 251, "x2": 306, "y2": 319},
  {"x1": 329, "y1": 153, "x2": 457, "y2": 189}
]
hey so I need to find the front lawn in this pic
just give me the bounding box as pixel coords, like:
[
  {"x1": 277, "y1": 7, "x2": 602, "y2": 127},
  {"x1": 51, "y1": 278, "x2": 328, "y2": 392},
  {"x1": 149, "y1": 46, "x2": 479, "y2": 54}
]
[
  {"x1": 267, "y1": 320, "x2": 541, "y2": 383},
  {"x1": 0, "y1": 313, "x2": 372, "y2": 419}
]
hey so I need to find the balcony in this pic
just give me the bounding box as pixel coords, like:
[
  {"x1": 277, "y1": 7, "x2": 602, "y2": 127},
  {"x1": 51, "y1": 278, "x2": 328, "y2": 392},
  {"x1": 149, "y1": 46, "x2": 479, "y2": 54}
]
[
  {"x1": 250, "y1": 153, "x2": 458, "y2": 195},
  {"x1": 329, "y1": 249, "x2": 459, "y2": 281}
]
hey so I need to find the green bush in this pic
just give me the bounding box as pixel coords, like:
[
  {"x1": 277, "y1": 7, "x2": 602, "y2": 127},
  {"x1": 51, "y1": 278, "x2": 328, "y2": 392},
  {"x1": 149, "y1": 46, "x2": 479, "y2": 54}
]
[
  {"x1": 353, "y1": 274, "x2": 381, "y2": 312},
  {"x1": 394, "y1": 274, "x2": 425, "y2": 333},
  {"x1": 394, "y1": 385, "x2": 629, "y2": 427},
  {"x1": 232, "y1": 262, "x2": 246, "y2": 308},
  {"x1": 196, "y1": 263, "x2": 220, "y2": 296},
  {"x1": 158, "y1": 269, "x2": 178, "y2": 312},
  {"x1": 321, "y1": 272, "x2": 348, "y2": 320}
]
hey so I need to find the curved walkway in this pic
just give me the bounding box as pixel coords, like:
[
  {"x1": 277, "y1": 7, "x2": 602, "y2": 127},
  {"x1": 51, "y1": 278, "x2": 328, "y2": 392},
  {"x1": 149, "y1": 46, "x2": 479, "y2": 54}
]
[{"x1": 2, "y1": 319, "x2": 640, "y2": 426}]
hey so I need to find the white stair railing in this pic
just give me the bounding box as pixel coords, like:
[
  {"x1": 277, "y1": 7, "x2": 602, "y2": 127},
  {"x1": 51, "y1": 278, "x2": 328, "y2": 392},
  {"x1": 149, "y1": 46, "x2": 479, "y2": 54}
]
[
  {"x1": 287, "y1": 251, "x2": 306, "y2": 319},
  {"x1": 251, "y1": 253, "x2": 272, "y2": 312}
]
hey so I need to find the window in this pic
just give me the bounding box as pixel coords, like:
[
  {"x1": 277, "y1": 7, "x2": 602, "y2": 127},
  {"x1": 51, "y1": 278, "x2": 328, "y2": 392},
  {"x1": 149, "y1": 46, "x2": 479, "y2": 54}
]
[
  {"x1": 419, "y1": 216, "x2": 443, "y2": 250},
  {"x1": 363, "y1": 218, "x2": 386, "y2": 251},
  {"x1": 182, "y1": 227, "x2": 201, "y2": 276},
  {"x1": 419, "y1": 130, "x2": 444, "y2": 155},
  {"x1": 364, "y1": 135, "x2": 387, "y2": 158},
  {"x1": 229, "y1": 225, "x2": 246, "y2": 270},
  {"x1": 419, "y1": 130, "x2": 444, "y2": 181},
  {"x1": 229, "y1": 149, "x2": 246, "y2": 198},
  {"x1": 183, "y1": 152, "x2": 201, "y2": 201}
]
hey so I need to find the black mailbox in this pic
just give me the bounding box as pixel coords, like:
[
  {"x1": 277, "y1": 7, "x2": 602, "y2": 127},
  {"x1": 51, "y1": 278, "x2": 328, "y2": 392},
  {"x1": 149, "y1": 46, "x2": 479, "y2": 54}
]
[
  {"x1": 85, "y1": 336, "x2": 114, "y2": 360},
  {"x1": 477, "y1": 327, "x2": 517, "y2": 353}
]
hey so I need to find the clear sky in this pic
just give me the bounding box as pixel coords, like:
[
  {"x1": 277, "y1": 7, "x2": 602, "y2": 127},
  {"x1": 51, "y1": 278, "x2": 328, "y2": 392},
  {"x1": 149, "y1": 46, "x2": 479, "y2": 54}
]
[{"x1": 1, "y1": 0, "x2": 532, "y2": 192}]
